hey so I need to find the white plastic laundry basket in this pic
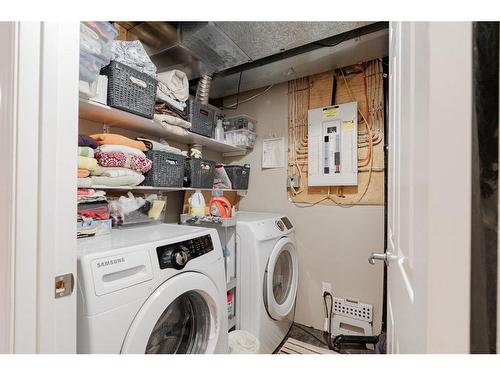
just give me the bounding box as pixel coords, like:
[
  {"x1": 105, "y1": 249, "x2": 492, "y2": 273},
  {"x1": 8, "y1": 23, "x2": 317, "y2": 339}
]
[{"x1": 228, "y1": 330, "x2": 260, "y2": 354}]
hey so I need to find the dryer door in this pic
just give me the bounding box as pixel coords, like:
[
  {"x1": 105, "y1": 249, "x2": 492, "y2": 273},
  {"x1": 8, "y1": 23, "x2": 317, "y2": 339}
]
[
  {"x1": 121, "y1": 272, "x2": 222, "y2": 354},
  {"x1": 264, "y1": 237, "x2": 299, "y2": 321}
]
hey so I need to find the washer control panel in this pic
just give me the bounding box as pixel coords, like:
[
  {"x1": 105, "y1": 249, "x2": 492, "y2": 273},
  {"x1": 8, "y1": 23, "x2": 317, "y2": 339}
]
[
  {"x1": 281, "y1": 216, "x2": 293, "y2": 230},
  {"x1": 156, "y1": 235, "x2": 213, "y2": 270}
]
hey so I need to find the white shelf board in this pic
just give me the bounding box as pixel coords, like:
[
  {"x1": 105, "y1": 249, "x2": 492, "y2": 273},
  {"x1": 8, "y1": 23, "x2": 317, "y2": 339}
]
[
  {"x1": 79, "y1": 99, "x2": 246, "y2": 154},
  {"x1": 90, "y1": 185, "x2": 247, "y2": 193}
]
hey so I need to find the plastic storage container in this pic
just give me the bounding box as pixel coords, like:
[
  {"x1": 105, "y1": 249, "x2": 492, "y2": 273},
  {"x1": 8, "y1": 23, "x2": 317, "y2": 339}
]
[
  {"x1": 143, "y1": 151, "x2": 186, "y2": 187},
  {"x1": 224, "y1": 165, "x2": 250, "y2": 190},
  {"x1": 101, "y1": 60, "x2": 157, "y2": 119},
  {"x1": 224, "y1": 129, "x2": 256, "y2": 149},
  {"x1": 77, "y1": 219, "x2": 112, "y2": 239},
  {"x1": 108, "y1": 193, "x2": 166, "y2": 227},
  {"x1": 184, "y1": 158, "x2": 216, "y2": 188},
  {"x1": 223, "y1": 115, "x2": 257, "y2": 132},
  {"x1": 227, "y1": 292, "x2": 234, "y2": 319},
  {"x1": 80, "y1": 22, "x2": 117, "y2": 61},
  {"x1": 79, "y1": 22, "x2": 117, "y2": 99},
  {"x1": 187, "y1": 100, "x2": 215, "y2": 137}
]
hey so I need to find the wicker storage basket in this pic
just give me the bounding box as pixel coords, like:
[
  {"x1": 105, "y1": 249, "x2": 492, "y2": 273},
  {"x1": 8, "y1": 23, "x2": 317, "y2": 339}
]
[
  {"x1": 101, "y1": 60, "x2": 157, "y2": 119},
  {"x1": 184, "y1": 158, "x2": 216, "y2": 188},
  {"x1": 224, "y1": 165, "x2": 250, "y2": 190},
  {"x1": 187, "y1": 99, "x2": 215, "y2": 137},
  {"x1": 143, "y1": 151, "x2": 186, "y2": 187}
]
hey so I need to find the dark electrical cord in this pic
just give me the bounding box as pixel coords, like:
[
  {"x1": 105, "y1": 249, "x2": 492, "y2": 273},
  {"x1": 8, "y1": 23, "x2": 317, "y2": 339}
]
[
  {"x1": 312, "y1": 29, "x2": 358, "y2": 48},
  {"x1": 221, "y1": 71, "x2": 243, "y2": 110},
  {"x1": 323, "y1": 291, "x2": 336, "y2": 351}
]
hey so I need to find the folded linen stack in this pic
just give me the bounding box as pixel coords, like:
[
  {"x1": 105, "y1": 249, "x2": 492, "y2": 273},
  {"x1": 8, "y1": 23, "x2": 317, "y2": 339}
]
[
  {"x1": 136, "y1": 137, "x2": 188, "y2": 157},
  {"x1": 155, "y1": 69, "x2": 192, "y2": 135},
  {"x1": 77, "y1": 188, "x2": 111, "y2": 238},
  {"x1": 77, "y1": 135, "x2": 99, "y2": 183},
  {"x1": 84, "y1": 133, "x2": 152, "y2": 187}
]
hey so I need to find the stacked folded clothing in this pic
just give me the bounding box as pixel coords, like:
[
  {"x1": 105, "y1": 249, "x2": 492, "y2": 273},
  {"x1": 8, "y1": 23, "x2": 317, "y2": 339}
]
[
  {"x1": 86, "y1": 134, "x2": 152, "y2": 187},
  {"x1": 155, "y1": 69, "x2": 192, "y2": 135},
  {"x1": 77, "y1": 188, "x2": 111, "y2": 238},
  {"x1": 77, "y1": 135, "x2": 99, "y2": 186}
]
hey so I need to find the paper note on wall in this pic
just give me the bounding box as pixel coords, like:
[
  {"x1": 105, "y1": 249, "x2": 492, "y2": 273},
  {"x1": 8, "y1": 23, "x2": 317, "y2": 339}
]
[{"x1": 262, "y1": 137, "x2": 285, "y2": 169}]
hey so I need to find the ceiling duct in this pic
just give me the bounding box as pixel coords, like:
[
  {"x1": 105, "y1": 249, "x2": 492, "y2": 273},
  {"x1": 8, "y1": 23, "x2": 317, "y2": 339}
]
[{"x1": 125, "y1": 22, "x2": 251, "y2": 79}]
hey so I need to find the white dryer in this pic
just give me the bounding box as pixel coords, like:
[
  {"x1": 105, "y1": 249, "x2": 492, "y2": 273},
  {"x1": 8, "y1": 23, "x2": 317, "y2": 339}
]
[
  {"x1": 77, "y1": 224, "x2": 228, "y2": 354},
  {"x1": 236, "y1": 212, "x2": 299, "y2": 353}
]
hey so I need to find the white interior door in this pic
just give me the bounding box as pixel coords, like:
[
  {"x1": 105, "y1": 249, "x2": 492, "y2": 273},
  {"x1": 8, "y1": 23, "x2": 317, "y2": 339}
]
[
  {"x1": 0, "y1": 22, "x2": 79, "y2": 353},
  {"x1": 380, "y1": 22, "x2": 472, "y2": 353}
]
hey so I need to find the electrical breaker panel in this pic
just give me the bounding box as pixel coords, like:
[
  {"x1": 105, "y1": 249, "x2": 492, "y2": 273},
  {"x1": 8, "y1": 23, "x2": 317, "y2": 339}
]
[{"x1": 307, "y1": 102, "x2": 358, "y2": 186}]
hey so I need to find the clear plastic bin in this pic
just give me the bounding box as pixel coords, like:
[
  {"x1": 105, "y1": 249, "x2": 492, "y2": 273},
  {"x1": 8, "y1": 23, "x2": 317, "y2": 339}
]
[
  {"x1": 80, "y1": 21, "x2": 117, "y2": 61},
  {"x1": 108, "y1": 193, "x2": 167, "y2": 228},
  {"x1": 223, "y1": 115, "x2": 257, "y2": 132},
  {"x1": 224, "y1": 129, "x2": 256, "y2": 149},
  {"x1": 79, "y1": 21, "x2": 116, "y2": 98}
]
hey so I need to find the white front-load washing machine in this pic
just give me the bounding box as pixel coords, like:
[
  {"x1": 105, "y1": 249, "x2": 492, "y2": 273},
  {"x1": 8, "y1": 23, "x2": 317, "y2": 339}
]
[
  {"x1": 236, "y1": 212, "x2": 299, "y2": 353},
  {"x1": 77, "y1": 224, "x2": 228, "y2": 354}
]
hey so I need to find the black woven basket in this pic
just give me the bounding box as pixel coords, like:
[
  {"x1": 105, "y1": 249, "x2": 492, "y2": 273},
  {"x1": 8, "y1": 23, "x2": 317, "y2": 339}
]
[
  {"x1": 187, "y1": 99, "x2": 215, "y2": 137},
  {"x1": 101, "y1": 60, "x2": 157, "y2": 119},
  {"x1": 143, "y1": 151, "x2": 186, "y2": 187},
  {"x1": 224, "y1": 165, "x2": 250, "y2": 190},
  {"x1": 184, "y1": 158, "x2": 216, "y2": 188}
]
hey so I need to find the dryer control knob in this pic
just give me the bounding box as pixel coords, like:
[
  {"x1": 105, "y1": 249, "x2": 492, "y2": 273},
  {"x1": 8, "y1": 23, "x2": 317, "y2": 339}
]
[{"x1": 171, "y1": 248, "x2": 190, "y2": 270}]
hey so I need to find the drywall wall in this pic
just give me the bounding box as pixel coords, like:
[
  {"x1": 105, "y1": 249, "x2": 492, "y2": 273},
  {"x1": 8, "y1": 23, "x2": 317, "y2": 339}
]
[{"x1": 223, "y1": 82, "x2": 385, "y2": 333}]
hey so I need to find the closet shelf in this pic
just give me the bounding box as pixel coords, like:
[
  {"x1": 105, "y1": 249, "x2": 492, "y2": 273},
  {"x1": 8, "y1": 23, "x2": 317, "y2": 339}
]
[
  {"x1": 90, "y1": 185, "x2": 247, "y2": 193},
  {"x1": 79, "y1": 99, "x2": 247, "y2": 154}
]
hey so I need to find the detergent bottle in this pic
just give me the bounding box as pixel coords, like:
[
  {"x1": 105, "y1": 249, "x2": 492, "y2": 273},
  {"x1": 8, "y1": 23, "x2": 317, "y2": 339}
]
[
  {"x1": 210, "y1": 190, "x2": 232, "y2": 218},
  {"x1": 188, "y1": 190, "x2": 206, "y2": 216}
]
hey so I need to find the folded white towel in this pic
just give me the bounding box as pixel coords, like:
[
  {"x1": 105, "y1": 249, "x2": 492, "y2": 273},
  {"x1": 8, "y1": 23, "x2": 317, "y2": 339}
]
[
  {"x1": 156, "y1": 121, "x2": 189, "y2": 137},
  {"x1": 156, "y1": 91, "x2": 186, "y2": 111},
  {"x1": 96, "y1": 144, "x2": 146, "y2": 158},
  {"x1": 157, "y1": 69, "x2": 189, "y2": 102},
  {"x1": 136, "y1": 137, "x2": 187, "y2": 156},
  {"x1": 154, "y1": 114, "x2": 192, "y2": 129},
  {"x1": 91, "y1": 166, "x2": 143, "y2": 178}
]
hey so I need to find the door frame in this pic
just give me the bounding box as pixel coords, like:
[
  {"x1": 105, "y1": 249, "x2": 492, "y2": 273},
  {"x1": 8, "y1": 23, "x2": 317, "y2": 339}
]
[{"x1": 0, "y1": 21, "x2": 79, "y2": 354}]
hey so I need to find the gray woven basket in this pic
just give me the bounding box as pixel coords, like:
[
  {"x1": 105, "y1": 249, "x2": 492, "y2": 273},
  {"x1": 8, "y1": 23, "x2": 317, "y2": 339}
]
[
  {"x1": 224, "y1": 165, "x2": 250, "y2": 190},
  {"x1": 184, "y1": 158, "x2": 216, "y2": 188},
  {"x1": 143, "y1": 151, "x2": 186, "y2": 187},
  {"x1": 101, "y1": 60, "x2": 157, "y2": 119},
  {"x1": 187, "y1": 99, "x2": 215, "y2": 137}
]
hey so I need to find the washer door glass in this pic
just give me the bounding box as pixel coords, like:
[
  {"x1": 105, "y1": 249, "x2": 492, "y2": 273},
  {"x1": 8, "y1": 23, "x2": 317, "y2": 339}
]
[
  {"x1": 265, "y1": 237, "x2": 299, "y2": 321},
  {"x1": 273, "y1": 250, "x2": 293, "y2": 305},
  {"x1": 145, "y1": 291, "x2": 210, "y2": 354}
]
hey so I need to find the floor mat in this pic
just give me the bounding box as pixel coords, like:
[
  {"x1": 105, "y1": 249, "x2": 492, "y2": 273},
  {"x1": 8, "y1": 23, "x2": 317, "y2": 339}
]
[{"x1": 278, "y1": 337, "x2": 337, "y2": 354}]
